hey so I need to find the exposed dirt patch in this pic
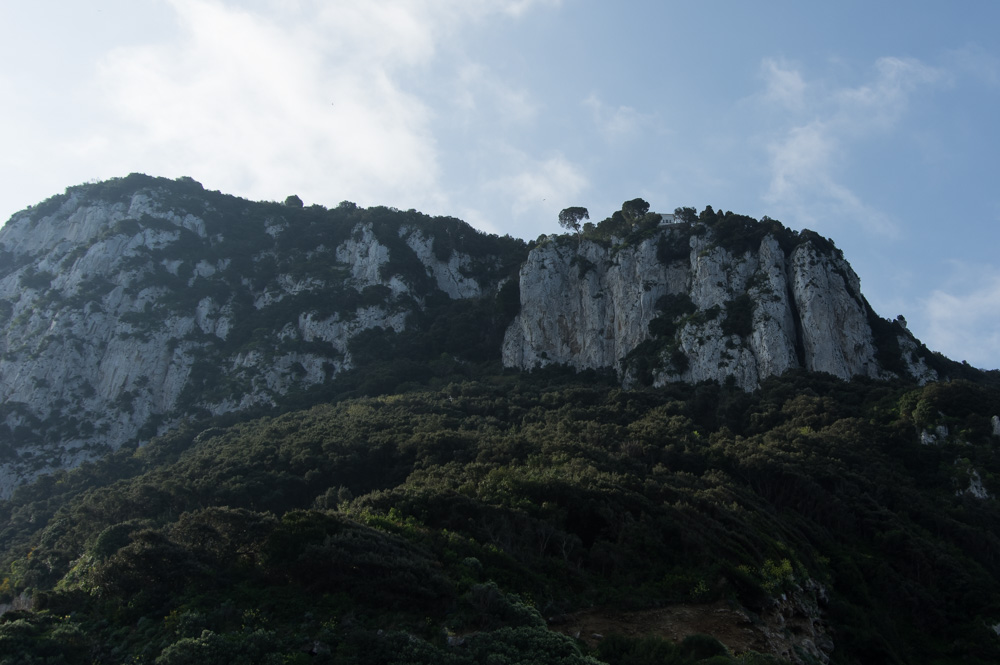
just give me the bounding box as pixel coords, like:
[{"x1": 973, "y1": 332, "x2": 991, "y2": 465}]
[
  {"x1": 549, "y1": 594, "x2": 831, "y2": 664},
  {"x1": 550, "y1": 601, "x2": 763, "y2": 652}
]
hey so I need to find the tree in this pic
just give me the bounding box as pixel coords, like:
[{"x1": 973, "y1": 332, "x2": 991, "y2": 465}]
[
  {"x1": 674, "y1": 207, "x2": 698, "y2": 223},
  {"x1": 284, "y1": 194, "x2": 303, "y2": 208},
  {"x1": 558, "y1": 207, "x2": 589, "y2": 235},
  {"x1": 621, "y1": 198, "x2": 650, "y2": 223}
]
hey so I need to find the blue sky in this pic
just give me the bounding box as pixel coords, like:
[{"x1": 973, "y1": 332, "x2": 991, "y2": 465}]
[{"x1": 2, "y1": 0, "x2": 999, "y2": 368}]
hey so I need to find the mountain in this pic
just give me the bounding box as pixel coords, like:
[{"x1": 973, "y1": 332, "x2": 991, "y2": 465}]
[
  {"x1": 1, "y1": 176, "x2": 999, "y2": 665},
  {"x1": 0, "y1": 176, "x2": 962, "y2": 498}
]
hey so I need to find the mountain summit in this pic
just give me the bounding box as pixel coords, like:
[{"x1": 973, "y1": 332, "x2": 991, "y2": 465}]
[{"x1": 0, "y1": 175, "x2": 961, "y2": 495}]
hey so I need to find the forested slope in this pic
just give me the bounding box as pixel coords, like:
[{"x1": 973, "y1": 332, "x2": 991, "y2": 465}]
[
  {"x1": 2, "y1": 369, "x2": 999, "y2": 664},
  {"x1": 1, "y1": 175, "x2": 973, "y2": 498}
]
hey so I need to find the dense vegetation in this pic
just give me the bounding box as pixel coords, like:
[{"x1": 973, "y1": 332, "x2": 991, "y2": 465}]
[
  {"x1": 580, "y1": 201, "x2": 837, "y2": 262},
  {"x1": 2, "y1": 368, "x2": 999, "y2": 664}
]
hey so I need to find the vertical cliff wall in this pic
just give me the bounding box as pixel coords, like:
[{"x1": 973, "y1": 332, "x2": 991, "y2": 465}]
[{"x1": 502, "y1": 221, "x2": 938, "y2": 391}]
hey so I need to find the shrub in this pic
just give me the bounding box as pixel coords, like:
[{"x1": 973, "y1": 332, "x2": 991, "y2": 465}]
[
  {"x1": 721, "y1": 294, "x2": 754, "y2": 338},
  {"x1": 679, "y1": 633, "x2": 730, "y2": 661}
]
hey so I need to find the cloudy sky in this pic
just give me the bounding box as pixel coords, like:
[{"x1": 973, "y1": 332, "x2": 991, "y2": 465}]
[{"x1": 2, "y1": 0, "x2": 1000, "y2": 368}]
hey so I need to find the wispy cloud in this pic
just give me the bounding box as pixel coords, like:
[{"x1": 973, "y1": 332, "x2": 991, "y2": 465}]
[
  {"x1": 81, "y1": 0, "x2": 556, "y2": 213},
  {"x1": 920, "y1": 263, "x2": 1000, "y2": 368},
  {"x1": 944, "y1": 43, "x2": 1000, "y2": 87},
  {"x1": 765, "y1": 122, "x2": 835, "y2": 202},
  {"x1": 93, "y1": 0, "x2": 444, "y2": 209},
  {"x1": 759, "y1": 56, "x2": 944, "y2": 236},
  {"x1": 765, "y1": 119, "x2": 897, "y2": 234},
  {"x1": 454, "y1": 63, "x2": 538, "y2": 126},
  {"x1": 833, "y1": 57, "x2": 943, "y2": 130},
  {"x1": 760, "y1": 58, "x2": 806, "y2": 111},
  {"x1": 492, "y1": 0, "x2": 563, "y2": 18},
  {"x1": 583, "y1": 94, "x2": 657, "y2": 143},
  {"x1": 487, "y1": 153, "x2": 588, "y2": 219}
]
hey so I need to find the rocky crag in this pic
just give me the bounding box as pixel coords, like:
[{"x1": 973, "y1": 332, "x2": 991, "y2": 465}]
[
  {"x1": 0, "y1": 177, "x2": 948, "y2": 495},
  {"x1": 503, "y1": 215, "x2": 938, "y2": 391}
]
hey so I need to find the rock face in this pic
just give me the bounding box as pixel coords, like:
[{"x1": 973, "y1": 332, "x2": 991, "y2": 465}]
[
  {"x1": 500, "y1": 231, "x2": 686, "y2": 370},
  {"x1": 0, "y1": 175, "x2": 524, "y2": 497},
  {"x1": 503, "y1": 222, "x2": 938, "y2": 391}
]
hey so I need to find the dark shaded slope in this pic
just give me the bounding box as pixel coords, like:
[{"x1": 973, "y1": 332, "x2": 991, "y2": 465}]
[{"x1": 1, "y1": 372, "x2": 998, "y2": 663}]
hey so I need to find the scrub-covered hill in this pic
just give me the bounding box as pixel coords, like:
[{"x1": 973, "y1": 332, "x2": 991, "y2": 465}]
[
  {"x1": 1, "y1": 371, "x2": 999, "y2": 664},
  {"x1": 0, "y1": 176, "x2": 970, "y2": 498}
]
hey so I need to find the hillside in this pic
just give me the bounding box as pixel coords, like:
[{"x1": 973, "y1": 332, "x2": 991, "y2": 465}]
[
  {"x1": 0, "y1": 174, "x2": 526, "y2": 496},
  {"x1": 1, "y1": 175, "x2": 999, "y2": 664},
  {"x1": 0, "y1": 175, "x2": 972, "y2": 497},
  {"x1": 1, "y1": 372, "x2": 999, "y2": 663}
]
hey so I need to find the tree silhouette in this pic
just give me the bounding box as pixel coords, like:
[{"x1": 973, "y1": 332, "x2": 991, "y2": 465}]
[
  {"x1": 621, "y1": 198, "x2": 650, "y2": 223},
  {"x1": 558, "y1": 207, "x2": 589, "y2": 235}
]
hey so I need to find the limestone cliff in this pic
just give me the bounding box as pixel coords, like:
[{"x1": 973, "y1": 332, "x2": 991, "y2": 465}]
[
  {"x1": 0, "y1": 175, "x2": 524, "y2": 497},
  {"x1": 502, "y1": 218, "x2": 938, "y2": 391}
]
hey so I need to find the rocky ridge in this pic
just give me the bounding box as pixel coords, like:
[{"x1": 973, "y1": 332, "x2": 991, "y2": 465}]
[
  {"x1": 0, "y1": 177, "x2": 948, "y2": 496},
  {"x1": 0, "y1": 175, "x2": 523, "y2": 497}
]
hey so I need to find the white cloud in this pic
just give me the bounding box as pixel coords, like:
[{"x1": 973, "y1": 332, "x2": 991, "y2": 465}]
[
  {"x1": 487, "y1": 153, "x2": 588, "y2": 218},
  {"x1": 833, "y1": 57, "x2": 943, "y2": 131},
  {"x1": 760, "y1": 56, "x2": 943, "y2": 236},
  {"x1": 44, "y1": 0, "x2": 560, "y2": 217},
  {"x1": 488, "y1": 0, "x2": 563, "y2": 18},
  {"x1": 760, "y1": 58, "x2": 806, "y2": 111},
  {"x1": 765, "y1": 120, "x2": 897, "y2": 234},
  {"x1": 454, "y1": 63, "x2": 538, "y2": 125},
  {"x1": 584, "y1": 94, "x2": 657, "y2": 143},
  {"x1": 945, "y1": 44, "x2": 1000, "y2": 87},
  {"x1": 89, "y1": 0, "x2": 446, "y2": 209},
  {"x1": 921, "y1": 264, "x2": 1000, "y2": 368},
  {"x1": 766, "y1": 122, "x2": 835, "y2": 202}
]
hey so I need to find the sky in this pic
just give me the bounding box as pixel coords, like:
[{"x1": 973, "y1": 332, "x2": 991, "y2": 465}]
[{"x1": 2, "y1": 0, "x2": 1000, "y2": 368}]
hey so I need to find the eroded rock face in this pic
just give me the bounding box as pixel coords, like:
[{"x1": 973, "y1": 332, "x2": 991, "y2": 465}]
[
  {"x1": 756, "y1": 579, "x2": 833, "y2": 665},
  {"x1": 955, "y1": 460, "x2": 992, "y2": 500},
  {"x1": 0, "y1": 177, "x2": 517, "y2": 497},
  {"x1": 402, "y1": 227, "x2": 485, "y2": 299},
  {"x1": 502, "y1": 224, "x2": 936, "y2": 392},
  {"x1": 790, "y1": 243, "x2": 882, "y2": 380},
  {"x1": 502, "y1": 232, "x2": 686, "y2": 370},
  {"x1": 663, "y1": 235, "x2": 801, "y2": 391}
]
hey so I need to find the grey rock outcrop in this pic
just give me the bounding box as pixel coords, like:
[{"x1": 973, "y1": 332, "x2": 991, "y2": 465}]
[
  {"x1": 789, "y1": 243, "x2": 880, "y2": 380},
  {"x1": 955, "y1": 462, "x2": 992, "y2": 500},
  {"x1": 501, "y1": 231, "x2": 686, "y2": 370},
  {"x1": 503, "y1": 223, "x2": 936, "y2": 391}
]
